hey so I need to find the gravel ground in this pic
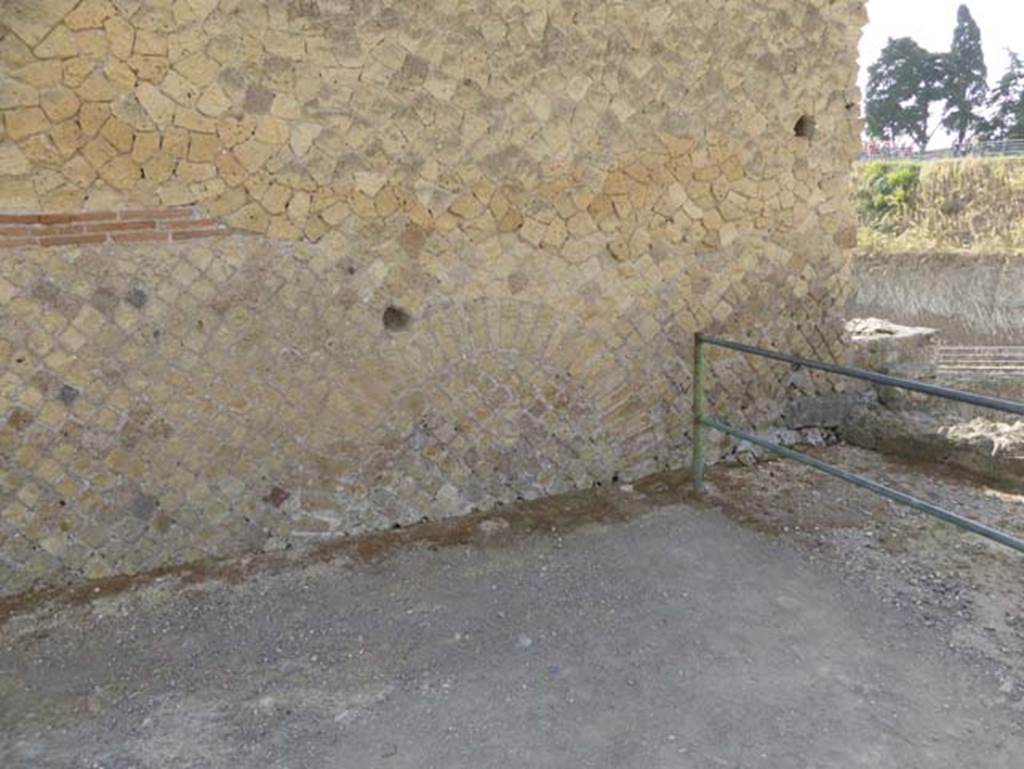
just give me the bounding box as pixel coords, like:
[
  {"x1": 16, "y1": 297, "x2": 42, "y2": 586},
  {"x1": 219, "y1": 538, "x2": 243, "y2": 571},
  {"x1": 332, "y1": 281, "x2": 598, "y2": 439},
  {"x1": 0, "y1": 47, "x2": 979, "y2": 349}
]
[
  {"x1": 709, "y1": 443, "x2": 1024, "y2": 695},
  {"x1": 2, "y1": 446, "x2": 1023, "y2": 768}
]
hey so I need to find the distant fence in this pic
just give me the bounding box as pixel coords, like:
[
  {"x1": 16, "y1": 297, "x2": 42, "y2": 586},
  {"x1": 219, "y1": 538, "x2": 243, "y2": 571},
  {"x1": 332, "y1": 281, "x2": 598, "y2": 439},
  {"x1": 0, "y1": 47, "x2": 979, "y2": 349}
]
[{"x1": 859, "y1": 139, "x2": 1024, "y2": 162}]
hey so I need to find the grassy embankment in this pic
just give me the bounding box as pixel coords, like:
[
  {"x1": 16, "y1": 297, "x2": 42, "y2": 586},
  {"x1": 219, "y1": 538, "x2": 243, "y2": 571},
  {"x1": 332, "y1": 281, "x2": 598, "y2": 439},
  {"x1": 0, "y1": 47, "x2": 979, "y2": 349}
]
[{"x1": 854, "y1": 157, "x2": 1024, "y2": 255}]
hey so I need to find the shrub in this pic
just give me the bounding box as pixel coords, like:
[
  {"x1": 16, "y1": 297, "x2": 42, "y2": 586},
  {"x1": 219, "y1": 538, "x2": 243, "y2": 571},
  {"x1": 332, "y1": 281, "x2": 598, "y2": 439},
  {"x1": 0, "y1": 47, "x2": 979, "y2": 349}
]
[{"x1": 854, "y1": 161, "x2": 922, "y2": 231}]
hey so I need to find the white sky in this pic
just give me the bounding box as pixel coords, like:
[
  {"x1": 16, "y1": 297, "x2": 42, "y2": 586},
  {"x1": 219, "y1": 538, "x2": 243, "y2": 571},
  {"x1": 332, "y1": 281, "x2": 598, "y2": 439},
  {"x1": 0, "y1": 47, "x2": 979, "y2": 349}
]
[{"x1": 858, "y1": 0, "x2": 1024, "y2": 147}]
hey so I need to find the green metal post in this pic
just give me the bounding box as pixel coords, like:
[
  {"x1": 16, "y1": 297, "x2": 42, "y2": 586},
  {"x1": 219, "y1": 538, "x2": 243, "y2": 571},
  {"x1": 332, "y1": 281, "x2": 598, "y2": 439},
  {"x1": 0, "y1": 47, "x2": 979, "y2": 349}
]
[{"x1": 692, "y1": 333, "x2": 707, "y2": 492}]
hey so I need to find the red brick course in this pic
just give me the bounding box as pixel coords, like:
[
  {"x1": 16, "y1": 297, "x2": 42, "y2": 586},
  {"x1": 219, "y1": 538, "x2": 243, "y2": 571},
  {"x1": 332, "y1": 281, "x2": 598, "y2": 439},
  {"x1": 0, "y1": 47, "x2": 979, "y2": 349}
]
[
  {"x1": 110, "y1": 231, "x2": 173, "y2": 243},
  {"x1": 119, "y1": 208, "x2": 195, "y2": 220},
  {"x1": 0, "y1": 207, "x2": 229, "y2": 248},
  {"x1": 39, "y1": 234, "x2": 108, "y2": 247},
  {"x1": 171, "y1": 229, "x2": 227, "y2": 241}
]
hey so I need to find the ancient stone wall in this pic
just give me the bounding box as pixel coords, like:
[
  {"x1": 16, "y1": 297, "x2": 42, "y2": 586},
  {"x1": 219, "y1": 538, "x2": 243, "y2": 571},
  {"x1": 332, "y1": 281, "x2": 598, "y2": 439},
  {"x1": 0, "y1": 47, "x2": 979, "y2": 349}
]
[{"x1": 0, "y1": 0, "x2": 867, "y2": 596}]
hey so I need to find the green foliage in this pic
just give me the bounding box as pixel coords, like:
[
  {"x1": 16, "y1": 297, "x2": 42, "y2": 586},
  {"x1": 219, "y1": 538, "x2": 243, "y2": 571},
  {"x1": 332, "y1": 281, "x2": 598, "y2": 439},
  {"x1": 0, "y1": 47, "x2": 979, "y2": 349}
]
[
  {"x1": 854, "y1": 161, "x2": 922, "y2": 230},
  {"x1": 982, "y1": 51, "x2": 1024, "y2": 141},
  {"x1": 854, "y1": 157, "x2": 1024, "y2": 255},
  {"x1": 866, "y1": 38, "x2": 945, "y2": 149},
  {"x1": 941, "y1": 5, "x2": 989, "y2": 150}
]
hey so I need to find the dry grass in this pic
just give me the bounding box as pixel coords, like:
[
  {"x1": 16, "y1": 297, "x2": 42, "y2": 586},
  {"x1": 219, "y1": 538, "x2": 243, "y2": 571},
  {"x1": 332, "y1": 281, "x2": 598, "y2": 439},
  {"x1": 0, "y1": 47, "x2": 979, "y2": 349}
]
[{"x1": 856, "y1": 157, "x2": 1024, "y2": 255}]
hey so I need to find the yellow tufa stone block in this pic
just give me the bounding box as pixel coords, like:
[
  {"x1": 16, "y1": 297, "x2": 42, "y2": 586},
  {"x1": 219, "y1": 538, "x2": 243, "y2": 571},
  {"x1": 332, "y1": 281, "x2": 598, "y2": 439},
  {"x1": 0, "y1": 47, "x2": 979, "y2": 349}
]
[
  {"x1": 39, "y1": 85, "x2": 80, "y2": 122},
  {"x1": 162, "y1": 126, "x2": 190, "y2": 157},
  {"x1": 174, "y1": 107, "x2": 216, "y2": 133},
  {"x1": 176, "y1": 160, "x2": 216, "y2": 183},
  {"x1": 227, "y1": 202, "x2": 270, "y2": 232},
  {"x1": 35, "y1": 25, "x2": 79, "y2": 60},
  {"x1": 174, "y1": 52, "x2": 220, "y2": 88},
  {"x1": 77, "y1": 102, "x2": 110, "y2": 136},
  {"x1": 104, "y1": 16, "x2": 135, "y2": 60},
  {"x1": 141, "y1": 151, "x2": 176, "y2": 183},
  {"x1": 0, "y1": 78, "x2": 39, "y2": 109},
  {"x1": 135, "y1": 81, "x2": 175, "y2": 127},
  {"x1": 81, "y1": 135, "x2": 118, "y2": 168},
  {"x1": 188, "y1": 132, "x2": 221, "y2": 163},
  {"x1": 131, "y1": 131, "x2": 160, "y2": 162},
  {"x1": 99, "y1": 116, "x2": 134, "y2": 152},
  {"x1": 77, "y1": 71, "x2": 118, "y2": 102},
  {"x1": 134, "y1": 29, "x2": 168, "y2": 57},
  {"x1": 0, "y1": 144, "x2": 31, "y2": 175},
  {"x1": 197, "y1": 84, "x2": 232, "y2": 117},
  {"x1": 15, "y1": 60, "x2": 65, "y2": 89},
  {"x1": 233, "y1": 138, "x2": 275, "y2": 172},
  {"x1": 261, "y1": 184, "x2": 292, "y2": 214},
  {"x1": 128, "y1": 55, "x2": 169, "y2": 83},
  {"x1": 22, "y1": 134, "x2": 63, "y2": 167},
  {"x1": 254, "y1": 116, "x2": 290, "y2": 145},
  {"x1": 65, "y1": 0, "x2": 118, "y2": 31},
  {"x1": 214, "y1": 152, "x2": 247, "y2": 187},
  {"x1": 5, "y1": 107, "x2": 50, "y2": 141},
  {"x1": 106, "y1": 59, "x2": 137, "y2": 92}
]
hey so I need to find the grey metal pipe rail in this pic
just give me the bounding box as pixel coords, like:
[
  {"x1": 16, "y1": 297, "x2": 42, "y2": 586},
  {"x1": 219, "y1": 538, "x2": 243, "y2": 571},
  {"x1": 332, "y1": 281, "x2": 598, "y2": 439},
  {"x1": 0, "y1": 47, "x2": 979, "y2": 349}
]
[
  {"x1": 697, "y1": 334, "x2": 1024, "y2": 416},
  {"x1": 858, "y1": 139, "x2": 1024, "y2": 162},
  {"x1": 691, "y1": 334, "x2": 1024, "y2": 555}
]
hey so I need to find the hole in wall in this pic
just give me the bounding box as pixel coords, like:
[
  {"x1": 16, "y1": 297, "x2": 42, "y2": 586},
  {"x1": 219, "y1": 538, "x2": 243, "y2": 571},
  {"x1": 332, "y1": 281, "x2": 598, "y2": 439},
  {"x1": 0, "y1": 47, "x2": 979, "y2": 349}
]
[
  {"x1": 59, "y1": 384, "x2": 80, "y2": 405},
  {"x1": 382, "y1": 305, "x2": 412, "y2": 331},
  {"x1": 794, "y1": 115, "x2": 816, "y2": 140},
  {"x1": 126, "y1": 287, "x2": 147, "y2": 308}
]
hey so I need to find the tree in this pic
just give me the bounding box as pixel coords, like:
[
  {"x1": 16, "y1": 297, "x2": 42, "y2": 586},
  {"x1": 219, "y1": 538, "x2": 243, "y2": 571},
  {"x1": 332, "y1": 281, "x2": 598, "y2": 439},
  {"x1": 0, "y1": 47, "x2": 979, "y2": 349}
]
[
  {"x1": 865, "y1": 37, "x2": 945, "y2": 150},
  {"x1": 941, "y1": 4, "x2": 988, "y2": 150},
  {"x1": 982, "y1": 51, "x2": 1024, "y2": 141}
]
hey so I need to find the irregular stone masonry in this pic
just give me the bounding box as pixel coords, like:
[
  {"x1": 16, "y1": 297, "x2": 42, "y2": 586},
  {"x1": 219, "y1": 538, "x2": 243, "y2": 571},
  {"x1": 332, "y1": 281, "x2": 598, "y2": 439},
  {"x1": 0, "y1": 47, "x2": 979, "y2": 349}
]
[{"x1": 0, "y1": 0, "x2": 867, "y2": 596}]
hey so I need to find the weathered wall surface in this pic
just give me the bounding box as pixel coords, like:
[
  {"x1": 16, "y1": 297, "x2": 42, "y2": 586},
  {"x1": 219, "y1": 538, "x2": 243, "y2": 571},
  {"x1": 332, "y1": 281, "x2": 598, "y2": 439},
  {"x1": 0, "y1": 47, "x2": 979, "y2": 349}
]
[
  {"x1": 849, "y1": 252, "x2": 1024, "y2": 345},
  {"x1": 0, "y1": 0, "x2": 866, "y2": 596}
]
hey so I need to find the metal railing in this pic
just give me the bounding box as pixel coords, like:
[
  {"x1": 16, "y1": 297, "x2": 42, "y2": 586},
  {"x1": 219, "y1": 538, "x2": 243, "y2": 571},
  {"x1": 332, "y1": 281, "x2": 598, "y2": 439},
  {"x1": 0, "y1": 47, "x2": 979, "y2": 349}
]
[
  {"x1": 691, "y1": 333, "x2": 1024, "y2": 554},
  {"x1": 859, "y1": 139, "x2": 1024, "y2": 163}
]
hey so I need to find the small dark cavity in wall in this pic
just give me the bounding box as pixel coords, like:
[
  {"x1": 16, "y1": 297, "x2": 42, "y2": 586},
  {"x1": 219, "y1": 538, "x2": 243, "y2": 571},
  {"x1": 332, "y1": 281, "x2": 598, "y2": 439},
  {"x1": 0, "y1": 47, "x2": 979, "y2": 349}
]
[
  {"x1": 794, "y1": 115, "x2": 816, "y2": 140},
  {"x1": 59, "y1": 384, "x2": 80, "y2": 405},
  {"x1": 126, "y1": 288, "x2": 148, "y2": 309},
  {"x1": 264, "y1": 486, "x2": 291, "y2": 508},
  {"x1": 383, "y1": 306, "x2": 412, "y2": 331}
]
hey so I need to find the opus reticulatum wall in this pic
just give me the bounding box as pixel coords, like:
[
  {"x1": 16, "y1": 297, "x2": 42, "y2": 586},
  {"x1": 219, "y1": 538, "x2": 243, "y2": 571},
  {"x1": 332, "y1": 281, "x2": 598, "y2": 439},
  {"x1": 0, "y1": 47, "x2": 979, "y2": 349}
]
[{"x1": 0, "y1": 0, "x2": 867, "y2": 595}]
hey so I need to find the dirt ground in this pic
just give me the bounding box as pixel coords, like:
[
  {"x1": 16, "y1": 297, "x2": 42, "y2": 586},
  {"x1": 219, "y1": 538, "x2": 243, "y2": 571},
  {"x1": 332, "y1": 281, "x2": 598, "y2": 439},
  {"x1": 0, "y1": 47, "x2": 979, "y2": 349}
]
[
  {"x1": 707, "y1": 443, "x2": 1024, "y2": 694},
  {"x1": 2, "y1": 444, "x2": 1023, "y2": 768}
]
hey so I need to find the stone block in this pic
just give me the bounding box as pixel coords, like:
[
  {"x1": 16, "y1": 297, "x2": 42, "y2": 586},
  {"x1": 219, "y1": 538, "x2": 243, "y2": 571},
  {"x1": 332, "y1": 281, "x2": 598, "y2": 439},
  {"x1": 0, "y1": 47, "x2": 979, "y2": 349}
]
[
  {"x1": 196, "y1": 84, "x2": 232, "y2": 117},
  {"x1": 99, "y1": 116, "x2": 134, "y2": 152},
  {"x1": 0, "y1": 77, "x2": 40, "y2": 109},
  {"x1": 135, "y1": 81, "x2": 175, "y2": 126},
  {"x1": 0, "y1": 144, "x2": 31, "y2": 175},
  {"x1": 5, "y1": 107, "x2": 50, "y2": 140},
  {"x1": 65, "y1": 0, "x2": 117, "y2": 31},
  {"x1": 104, "y1": 16, "x2": 135, "y2": 60},
  {"x1": 39, "y1": 85, "x2": 80, "y2": 121},
  {"x1": 77, "y1": 71, "x2": 117, "y2": 102},
  {"x1": 78, "y1": 102, "x2": 111, "y2": 136},
  {"x1": 6, "y1": 0, "x2": 79, "y2": 47}
]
